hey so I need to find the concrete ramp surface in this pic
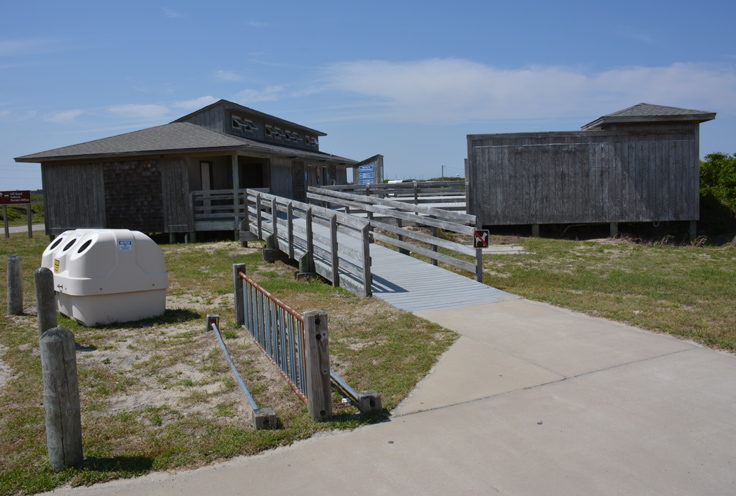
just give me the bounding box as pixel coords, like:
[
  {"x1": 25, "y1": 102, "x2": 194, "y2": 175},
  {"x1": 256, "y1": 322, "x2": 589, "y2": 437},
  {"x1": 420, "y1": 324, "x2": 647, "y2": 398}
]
[{"x1": 44, "y1": 296, "x2": 736, "y2": 496}]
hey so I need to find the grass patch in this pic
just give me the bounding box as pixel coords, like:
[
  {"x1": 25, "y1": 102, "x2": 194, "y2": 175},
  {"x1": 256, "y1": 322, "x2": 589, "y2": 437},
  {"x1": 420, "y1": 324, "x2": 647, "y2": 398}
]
[
  {"x1": 0, "y1": 234, "x2": 455, "y2": 495},
  {"x1": 484, "y1": 235, "x2": 736, "y2": 351}
]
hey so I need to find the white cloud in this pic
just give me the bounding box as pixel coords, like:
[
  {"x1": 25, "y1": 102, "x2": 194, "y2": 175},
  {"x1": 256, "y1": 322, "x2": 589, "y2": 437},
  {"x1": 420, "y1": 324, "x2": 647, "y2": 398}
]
[
  {"x1": 321, "y1": 59, "x2": 736, "y2": 123},
  {"x1": 162, "y1": 7, "x2": 183, "y2": 18},
  {"x1": 236, "y1": 85, "x2": 285, "y2": 103},
  {"x1": 172, "y1": 96, "x2": 217, "y2": 110},
  {"x1": 0, "y1": 38, "x2": 55, "y2": 56},
  {"x1": 107, "y1": 104, "x2": 170, "y2": 120},
  {"x1": 44, "y1": 109, "x2": 82, "y2": 123},
  {"x1": 214, "y1": 70, "x2": 243, "y2": 82}
]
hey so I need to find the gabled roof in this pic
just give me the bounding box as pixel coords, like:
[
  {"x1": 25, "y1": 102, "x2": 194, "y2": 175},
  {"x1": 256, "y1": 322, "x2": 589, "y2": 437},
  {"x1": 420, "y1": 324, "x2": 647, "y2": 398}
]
[
  {"x1": 15, "y1": 122, "x2": 355, "y2": 164},
  {"x1": 173, "y1": 99, "x2": 327, "y2": 136},
  {"x1": 581, "y1": 103, "x2": 716, "y2": 130}
]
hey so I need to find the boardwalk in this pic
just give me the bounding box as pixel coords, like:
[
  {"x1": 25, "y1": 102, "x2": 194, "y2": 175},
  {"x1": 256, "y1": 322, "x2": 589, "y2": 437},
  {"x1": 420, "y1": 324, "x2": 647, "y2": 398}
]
[{"x1": 369, "y1": 242, "x2": 514, "y2": 312}]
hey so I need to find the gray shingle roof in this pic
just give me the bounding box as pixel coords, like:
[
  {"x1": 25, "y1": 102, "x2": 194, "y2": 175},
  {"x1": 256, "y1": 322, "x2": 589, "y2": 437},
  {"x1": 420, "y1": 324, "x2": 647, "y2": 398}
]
[
  {"x1": 15, "y1": 122, "x2": 355, "y2": 164},
  {"x1": 582, "y1": 103, "x2": 716, "y2": 130}
]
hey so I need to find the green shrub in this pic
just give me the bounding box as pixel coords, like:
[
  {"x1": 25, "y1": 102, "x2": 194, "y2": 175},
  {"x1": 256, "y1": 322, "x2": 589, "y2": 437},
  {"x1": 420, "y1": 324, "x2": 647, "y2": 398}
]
[{"x1": 701, "y1": 153, "x2": 736, "y2": 212}]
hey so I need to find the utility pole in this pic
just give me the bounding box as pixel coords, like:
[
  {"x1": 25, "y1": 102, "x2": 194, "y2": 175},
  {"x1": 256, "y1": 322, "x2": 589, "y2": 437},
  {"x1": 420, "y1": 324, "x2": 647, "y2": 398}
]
[{"x1": 441, "y1": 164, "x2": 444, "y2": 179}]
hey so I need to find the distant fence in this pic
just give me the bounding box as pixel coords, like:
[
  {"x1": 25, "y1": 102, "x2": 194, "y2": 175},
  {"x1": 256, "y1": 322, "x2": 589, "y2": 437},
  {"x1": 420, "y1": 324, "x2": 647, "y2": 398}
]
[
  {"x1": 308, "y1": 186, "x2": 483, "y2": 282},
  {"x1": 324, "y1": 181, "x2": 466, "y2": 211},
  {"x1": 245, "y1": 189, "x2": 372, "y2": 297},
  {"x1": 233, "y1": 264, "x2": 381, "y2": 419}
]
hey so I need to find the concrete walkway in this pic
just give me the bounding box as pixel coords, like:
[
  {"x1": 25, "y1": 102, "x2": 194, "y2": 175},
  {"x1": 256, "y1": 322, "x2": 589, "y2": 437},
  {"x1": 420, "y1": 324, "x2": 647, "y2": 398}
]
[{"x1": 45, "y1": 293, "x2": 736, "y2": 495}]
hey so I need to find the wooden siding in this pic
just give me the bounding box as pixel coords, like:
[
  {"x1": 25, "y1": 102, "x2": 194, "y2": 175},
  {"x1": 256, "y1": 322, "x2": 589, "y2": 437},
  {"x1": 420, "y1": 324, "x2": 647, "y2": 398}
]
[
  {"x1": 160, "y1": 158, "x2": 193, "y2": 231},
  {"x1": 467, "y1": 124, "x2": 700, "y2": 226},
  {"x1": 42, "y1": 162, "x2": 106, "y2": 234},
  {"x1": 182, "y1": 106, "x2": 225, "y2": 133},
  {"x1": 103, "y1": 160, "x2": 164, "y2": 232}
]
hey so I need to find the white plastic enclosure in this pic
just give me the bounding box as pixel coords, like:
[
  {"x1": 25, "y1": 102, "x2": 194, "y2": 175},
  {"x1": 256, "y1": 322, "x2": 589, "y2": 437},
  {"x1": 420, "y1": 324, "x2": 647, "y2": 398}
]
[{"x1": 41, "y1": 229, "x2": 168, "y2": 326}]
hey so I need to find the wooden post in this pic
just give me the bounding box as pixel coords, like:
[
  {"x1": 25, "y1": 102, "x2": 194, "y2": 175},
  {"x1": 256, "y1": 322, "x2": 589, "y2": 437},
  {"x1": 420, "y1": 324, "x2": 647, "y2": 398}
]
[
  {"x1": 298, "y1": 208, "x2": 316, "y2": 276},
  {"x1": 40, "y1": 327, "x2": 83, "y2": 471},
  {"x1": 231, "y1": 154, "x2": 239, "y2": 228},
  {"x1": 287, "y1": 202, "x2": 294, "y2": 260},
  {"x1": 531, "y1": 224, "x2": 540, "y2": 237},
  {"x1": 256, "y1": 194, "x2": 262, "y2": 240},
  {"x1": 413, "y1": 181, "x2": 419, "y2": 205},
  {"x1": 27, "y1": 204, "x2": 33, "y2": 238},
  {"x1": 361, "y1": 223, "x2": 372, "y2": 297},
  {"x1": 2, "y1": 205, "x2": 8, "y2": 238},
  {"x1": 233, "y1": 264, "x2": 246, "y2": 326},
  {"x1": 688, "y1": 221, "x2": 697, "y2": 241},
  {"x1": 330, "y1": 215, "x2": 339, "y2": 287},
  {"x1": 430, "y1": 226, "x2": 439, "y2": 266},
  {"x1": 271, "y1": 197, "x2": 278, "y2": 245},
  {"x1": 475, "y1": 222, "x2": 484, "y2": 283},
  {"x1": 35, "y1": 267, "x2": 57, "y2": 335},
  {"x1": 7, "y1": 255, "x2": 23, "y2": 315},
  {"x1": 396, "y1": 218, "x2": 410, "y2": 255},
  {"x1": 303, "y1": 310, "x2": 331, "y2": 420},
  {"x1": 609, "y1": 222, "x2": 619, "y2": 238},
  {"x1": 206, "y1": 314, "x2": 220, "y2": 333}
]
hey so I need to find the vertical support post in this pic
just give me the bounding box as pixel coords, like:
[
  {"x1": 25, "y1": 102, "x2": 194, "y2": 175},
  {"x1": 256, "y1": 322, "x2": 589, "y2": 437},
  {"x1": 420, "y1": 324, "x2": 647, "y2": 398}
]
[
  {"x1": 397, "y1": 218, "x2": 410, "y2": 255},
  {"x1": 431, "y1": 226, "x2": 439, "y2": 266},
  {"x1": 330, "y1": 215, "x2": 339, "y2": 287},
  {"x1": 256, "y1": 194, "x2": 262, "y2": 240},
  {"x1": 243, "y1": 191, "x2": 250, "y2": 233},
  {"x1": 35, "y1": 267, "x2": 57, "y2": 335},
  {"x1": 287, "y1": 202, "x2": 294, "y2": 260},
  {"x1": 233, "y1": 263, "x2": 246, "y2": 326},
  {"x1": 361, "y1": 223, "x2": 372, "y2": 297},
  {"x1": 206, "y1": 314, "x2": 220, "y2": 334},
  {"x1": 413, "y1": 181, "x2": 419, "y2": 205},
  {"x1": 27, "y1": 203, "x2": 33, "y2": 238},
  {"x1": 531, "y1": 224, "x2": 540, "y2": 237},
  {"x1": 609, "y1": 222, "x2": 619, "y2": 238},
  {"x1": 40, "y1": 327, "x2": 83, "y2": 471},
  {"x1": 475, "y1": 220, "x2": 484, "y2": 283},
  {"x1": 303, "y1": 310, "x2": 331, "y2": 421},
  {"x1": 2, "y1": 205, "x2": 8, "y2": 238},
  {"x1": 299, "y1": 208, "x2": 316, "y2": 276},
  {"x1": 231, "y1": 153, "x2": 240, "y2": 226},
  {"x1": 7, "y1": 255, "x2": 23, "y2": 315},
  {"x1": 271, "y1": 197, "x2": 278, "y2": 245},
  {"x1": 688, "y1": 221, "x2": 697, "y2": 241},
  {"x1": 169, "y1": 232, "x2": 175, "y2": 244}
]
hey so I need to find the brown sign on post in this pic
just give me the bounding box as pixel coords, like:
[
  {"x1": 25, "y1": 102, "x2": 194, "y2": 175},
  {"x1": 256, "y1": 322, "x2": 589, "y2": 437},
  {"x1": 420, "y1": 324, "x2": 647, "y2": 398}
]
[{"x1": 0, "y1": 190, "x2": 31, "y2": 205}]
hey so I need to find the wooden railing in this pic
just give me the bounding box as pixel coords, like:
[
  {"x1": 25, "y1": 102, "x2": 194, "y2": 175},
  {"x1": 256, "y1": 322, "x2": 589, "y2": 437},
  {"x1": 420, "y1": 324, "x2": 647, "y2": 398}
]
[
  {"x1": 308, "y1": 186, "x2": 483, "y2": 282},
  {"x1": 244, "y1": 189, "x2": 372, "y2": 297},
  {"x1": 191, "y1": 188, "x2": 248, "y2": 222},
  {"x1": 324, "y1": 181, "x2": 466, "y2": 210}
]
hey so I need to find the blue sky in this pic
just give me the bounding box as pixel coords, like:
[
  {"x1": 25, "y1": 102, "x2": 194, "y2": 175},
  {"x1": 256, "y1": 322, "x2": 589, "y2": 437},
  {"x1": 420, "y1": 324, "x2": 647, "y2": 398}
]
[{"x1": 2, "y1": 0, "x2": 735, "y2": 189}]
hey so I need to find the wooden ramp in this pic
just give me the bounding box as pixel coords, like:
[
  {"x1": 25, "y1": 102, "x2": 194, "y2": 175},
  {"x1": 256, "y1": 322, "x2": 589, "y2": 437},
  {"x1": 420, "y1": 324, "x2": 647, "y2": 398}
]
[
  {"x1": 312, "y1": 222, "x2": 515, "y2": 313},
  {"x1": 368, "y1": 243, "x2": 515, "y2": 312}
]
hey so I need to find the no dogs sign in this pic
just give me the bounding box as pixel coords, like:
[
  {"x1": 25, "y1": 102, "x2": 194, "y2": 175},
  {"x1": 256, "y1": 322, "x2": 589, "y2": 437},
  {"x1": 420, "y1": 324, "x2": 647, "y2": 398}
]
[{"x1": 473, "y1": 229, "x2": 490, "y2": 248}]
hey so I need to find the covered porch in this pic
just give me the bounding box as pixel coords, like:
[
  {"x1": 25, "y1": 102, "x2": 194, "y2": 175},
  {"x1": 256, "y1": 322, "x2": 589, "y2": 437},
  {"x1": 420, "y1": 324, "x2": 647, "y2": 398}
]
[{"x1": 187, "y1": 151, "x2": 350, "y2": 236}]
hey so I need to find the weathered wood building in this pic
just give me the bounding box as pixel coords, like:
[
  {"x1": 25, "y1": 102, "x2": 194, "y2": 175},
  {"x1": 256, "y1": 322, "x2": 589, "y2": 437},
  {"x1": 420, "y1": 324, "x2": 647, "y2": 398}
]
[
  {"x1": 466, "y1": 103, "x2": 716, "y2": 235},
  {"x1": 16, "y1": 99, "x2": 359, "y2": 237}
]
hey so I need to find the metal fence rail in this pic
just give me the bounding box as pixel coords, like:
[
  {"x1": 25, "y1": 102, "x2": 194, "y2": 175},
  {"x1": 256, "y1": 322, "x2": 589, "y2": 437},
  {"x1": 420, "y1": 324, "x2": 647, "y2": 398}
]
[
  {"x1": 233, "y1": 263, "x2": 382, "y2": 419},
  {"x1": 241, "y1": 271, "x2": 309, "y2": 402}
]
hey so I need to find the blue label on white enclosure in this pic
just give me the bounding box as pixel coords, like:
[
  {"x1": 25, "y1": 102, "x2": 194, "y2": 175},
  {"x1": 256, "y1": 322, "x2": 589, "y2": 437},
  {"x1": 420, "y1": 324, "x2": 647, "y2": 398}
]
[{"x1": 118, "y1": 240, "x2": 133, "y2": 251}]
